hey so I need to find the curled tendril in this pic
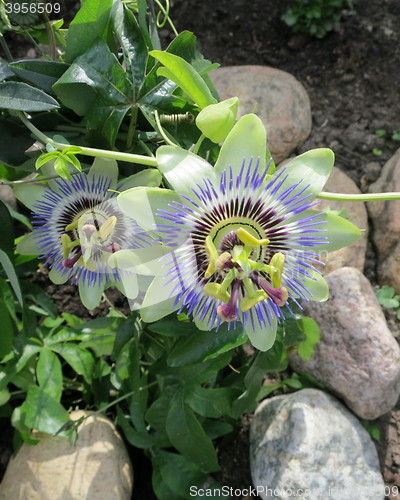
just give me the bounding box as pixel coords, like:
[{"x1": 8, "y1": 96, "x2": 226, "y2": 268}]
[{"x1": 154, "y1": 0, "x2": 178, "y2": 36}]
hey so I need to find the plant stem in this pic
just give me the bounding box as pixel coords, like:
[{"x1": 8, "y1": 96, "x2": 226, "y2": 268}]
[
  {"x1": 154, "y1": 110, "x2": 178, "y2": 146},
  {"x1": 17, "y1": 112, "x2": 158, "y2": 168},
  {"x1": 319, "y1": 191, "x2": 400, "y2": 201},
  {"x1": 192, "y1": 133, "x2": 206, "y2": 155},
  {"x1": 126, "y1": 105, "x2": 138, "y2": 150}
]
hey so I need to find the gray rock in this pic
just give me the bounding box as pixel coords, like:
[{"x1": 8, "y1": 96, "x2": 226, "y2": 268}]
[
  {"x1": 368, "y1": 148, "x2": 400, "y2": 292},
  {"x1": 250, "y1": 389, "x2": 385, "y2": 500},
  {"x1": 211, "y1": 66, "x2": 311, "y2": 163},
  {"x1": 289, "y1": 267, "x2": 400, "y2": 420}
]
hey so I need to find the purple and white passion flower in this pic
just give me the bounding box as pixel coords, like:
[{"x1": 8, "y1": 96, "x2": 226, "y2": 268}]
[
  {"x1": 117, "y1": 115, "x2": 361, "y2": 350},
  {"x1": 15, "y1": 158, "x2": 161, "y2": 309}
]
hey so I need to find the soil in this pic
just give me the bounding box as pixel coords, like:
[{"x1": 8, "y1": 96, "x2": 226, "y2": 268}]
[{"x1": 1, "y1": 0, "x2": 400, "y2": 498}]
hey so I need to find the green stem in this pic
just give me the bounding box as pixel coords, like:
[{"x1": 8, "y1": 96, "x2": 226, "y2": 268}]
[
  {"x1": 0, "y1": 173, "x2": 79, "y2": 185},
  {"x1": 17, "y1": 112, "x2": 158, "y2": 168},
  {"x1": 192, "y1": 133, "x2": 206, "y2": 155},
  {"x1": 154, "y1": 110, "x2": 178, "y2": 147},
  {"x1": 126, "y1": 105, "x2": 138, "y2": 150},
  {"x1": 319, "y1": 191, "x2": 400, "y2": 202},
  {"x1": 43, "y1": 12, "x2": 57, "y2": 60}
]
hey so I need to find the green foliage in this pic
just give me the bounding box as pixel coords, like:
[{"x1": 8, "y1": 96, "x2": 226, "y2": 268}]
[
  {"x1": 376, "y1": 285, "x2": 400, "y2": 319},
  {"x1": 282, "y1": 0, "x2": 353, "y2": 38},
  {"x1": 0, "y1": 2, "x2": 328, "y2": 497}
]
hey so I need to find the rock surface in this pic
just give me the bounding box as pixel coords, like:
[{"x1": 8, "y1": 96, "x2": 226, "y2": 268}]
[
  {"x1": 250, "y1": 389, "x2": 385, "y2": 500},
  {"x1": 211, "y1": 66, "x2": 311, "y2": 163},
  {"x1": 368, "y1": 148, "x2": 400, "y2": 292},
  {"x1": 314, "y1": 167, "x2": 368, "y2": 274},
  {"x1": 289, "y1": 267, "x2": 400, "y2": 420},
  {"x1": 0, "y1": 410, "x2": 133, "y2": 500},
  {"x1": 0, "y1": 185, "x2": 17, "y2": 210}
]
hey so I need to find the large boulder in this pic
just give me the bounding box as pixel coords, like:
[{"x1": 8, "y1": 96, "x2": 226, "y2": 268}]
[
  {"x1": 250, "y1": 389, "x2": 385, "y2": 500},
  {"x1": 211, "y1": 65, "x2": 311, "y2": 163},
  {"x1": 0, "y1": 410, "x2": 133, "y2": 500},
  {"x1": 289, "y1": 267, "x2": 400, "y2": 420},
  {"x1": 368, "y1": 148, "x2": 400, "y2": 291}
]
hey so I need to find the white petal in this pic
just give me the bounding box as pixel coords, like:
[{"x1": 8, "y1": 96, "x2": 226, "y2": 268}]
[
  {"x1": 16, "y1": 233, "x2": 41, "y2": 255},
  {"x1": 79, "y1": 281, "x2": 104, "y2": 309},
  {"x1": 88, "y1": 158, "x2": 118, "y2": 191},
  {"x1": 246, "y1": 317, "x2": 277, "y2": 351},
  {"x1": 13, "y1": 183, "x2": 48, "y2": 210}
]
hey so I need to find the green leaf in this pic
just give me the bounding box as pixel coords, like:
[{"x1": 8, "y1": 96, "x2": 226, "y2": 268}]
[
  {"x1": 54, "y1": 40, "x2": 131, "y2": 148},
  {"x1": 52, "y1": 344, "x2": 94, "y2": 384},
  {"x1": 9, "y1": 60, "x2": 70, "y2": 94},
  {"x1": 147, "y1": 318, "x2": 196, "y2": 337},
  {"x1": 0, "y1": 119, "x2": 34, "y2": 167},
  {"x1": 20, "y1": 386, "x2": 69, "y2": 436},
  {"x1": 35, "y1": 151, "x2": 58, "y2": 170},
  {"x1": 112, "y1": 1, "x2": 147, "y2": 91},
  {"x1": 297, "y1": 321, "x2": 320, "y2": 360},
  {"x1": 0, "y1": 199, "x2": 14, "y2": 260},
  {"x1": 185, "y1": 385, "x2": 236, "y2": 418},
  {"x1": 117, "y1": 407, "x2": 154, "y2": 449},
  {"x1": 65, "y1": 0, "x2": 113, "y2": 63},
  {"x1": 0, "y1": 82, "x2": 59, "y2": 111},
  {"x1": 310, "y1": 210, "x2": 361, "y2": 253},
  {"x1": 149, "y1": 50, "x2": 217, "y2": 109},
  {"x1": 0, "y1": 298, "x2": 13, "y2": 359},
  {"x1": 166, "y1": 391, "x2": 219, "y2": 472},
  {"x1": 0, "y1": 57, "x2": 14, "y2": 81},
  {"x1": 37, "y1": 349, "x2": 63, "y2": 401},
  {"x1": 167, "y1": 323, "x2": 247, "y2": 367},
  {"x1": 0, "y1": 249, "x2": 23, "y2": 307},
  {"x1": 54, "y1": 156, "x2": 72, "y2": 180},
  {"x1": 155, "y1": 451, "x2": 209, "y2": 498}
]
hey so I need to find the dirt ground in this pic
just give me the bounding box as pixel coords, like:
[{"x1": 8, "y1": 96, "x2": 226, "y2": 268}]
[{"x1": 1, "y1": 0, "x2": 400, "y2": 498}]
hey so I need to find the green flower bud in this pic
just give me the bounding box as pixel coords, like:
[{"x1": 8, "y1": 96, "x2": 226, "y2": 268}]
[{"x1": 195, "y1": 97, "x2": 240, "y2": 143}]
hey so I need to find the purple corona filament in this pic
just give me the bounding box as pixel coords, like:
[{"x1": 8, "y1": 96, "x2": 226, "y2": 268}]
[{"x1": 156, "y1": 158, "x2": 328, "y2": 332}]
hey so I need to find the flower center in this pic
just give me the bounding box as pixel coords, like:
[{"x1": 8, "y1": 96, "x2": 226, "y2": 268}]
[
  {"x1": 61, "y1": 208, "x2": 120, "y2": 271},
  {"x1": 203, "y1": 226, "x2": 288, "y2": 322}
]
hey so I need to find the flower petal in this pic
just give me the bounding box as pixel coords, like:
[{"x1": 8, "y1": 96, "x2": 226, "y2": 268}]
[
  {"x1": 140, "y1": 274, "x2": 180, "y2": 322},
  {"x1": 214, "y1": 114, "x2": 268, "y2": 177},
  {"x1": 117, "y1": 186, "x2": 181, "y2": 234},
  {"x1": 88, "y1": 157, "x2": 118, "y2": 191},
  {"x1": 156, "y1": 146, "x2": 218, "y2": 197},
  {"x1": 114, "y1": 272, "x2": 139, "y2": 299},
  {"x1": 109, "y1": 246, "x2": 167, "y2": 275},
  {"x1": 301, "y1": 271, "x2": 329, "y2": 302},
  {"x1": 117, "y1": 169, "x2": 162, "y2": 192},
  {"x1": 16, "y1": 233, "x2": 41, "y2": 255},
  {"x1": 79, "y1": 281, "x2": 104, "y2": 309},
  {"x1": 13, "y1": 183, "x2": 48, "y2": 210},
  {"x1": 246, "y1": 317, "x2": 278, "y2": 351},
  {"x1": 48, "y1": 266, "x2": 70, "y2": 285},
  {"x1": 278, "y1": 148, "x2": 334, "y2": 197}
]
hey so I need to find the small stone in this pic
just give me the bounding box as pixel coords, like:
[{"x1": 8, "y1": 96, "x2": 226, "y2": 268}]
[
  {"x1": 289, "y1": 267, "x2": 400, "y2": 420},
  {"x1": 0, "y1": 410, "x2": 133, "y2": 500},
  {"x1": 250, "y1": 389, "x2": 385, "y2": 500},
  {"x1": 211, "y1": 66, "x2": 312, "y2": 163},
  {"x1": 311, "y1": 166, "x2": 368, "y2": 274},
  {"x1": 368, "y1": 148, "x2": 400, "y2": 292}
]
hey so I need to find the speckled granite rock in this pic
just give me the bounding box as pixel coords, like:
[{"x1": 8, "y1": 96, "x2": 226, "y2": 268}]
[
  {"x1": 0, "y1": 410, "x2": 133, "y2": 500},
  {"x1": 315, "y1": 167, "x2": 368, "y2": 273},
  {"x1": 289, "y1": 267, "x2": 400, "y2": 420},
  {"x1": 368, "y1": 148, "x2": 400, "y2": 292},
  {"x1": 250, "y1": 389, "x2": 385, "y2": 500},
  {"x1": 211, "y1": 66, "x2": 311, "y2": 163}
]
